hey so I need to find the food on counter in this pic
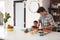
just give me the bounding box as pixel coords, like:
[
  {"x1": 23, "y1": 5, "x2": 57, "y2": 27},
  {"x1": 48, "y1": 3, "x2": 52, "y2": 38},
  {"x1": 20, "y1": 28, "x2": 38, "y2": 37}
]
[
  {"x1": 43, "y1": 29, "x2": 51, "y2": 34},
  {"x1": 7, "y1": 25, "x2": 13, "y2": 29},
  {"x1": 29, "y1": 29, "x2": 38, "y2": 34},
  {"x1": 24, "y1": 29, "x2": 29, "y2": 33},
  {"x1": 7, "y1": 25, "x2": 14, "y2": 31}
]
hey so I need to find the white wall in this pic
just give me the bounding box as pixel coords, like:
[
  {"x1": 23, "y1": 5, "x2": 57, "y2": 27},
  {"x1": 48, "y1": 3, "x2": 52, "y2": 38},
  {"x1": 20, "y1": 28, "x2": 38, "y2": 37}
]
[
  {"x1": 0, "y1": 0, "x2": 5, "y2": 1},
  {"x1": 42, "y1": 0, "x2": 50, "y2": 11},
  {"x1": 5, "y1": 0, "x2": 14, "y2": 26},
  {"x1": 0, "y1": 0, "x2": 5, "y2": 16}
]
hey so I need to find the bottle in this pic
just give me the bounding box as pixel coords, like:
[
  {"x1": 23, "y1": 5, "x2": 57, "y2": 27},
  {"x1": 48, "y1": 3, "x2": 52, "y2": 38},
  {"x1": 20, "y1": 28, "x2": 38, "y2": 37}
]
[{"x1": 39, "y1": 23, "x2": 42, "y2": 29}]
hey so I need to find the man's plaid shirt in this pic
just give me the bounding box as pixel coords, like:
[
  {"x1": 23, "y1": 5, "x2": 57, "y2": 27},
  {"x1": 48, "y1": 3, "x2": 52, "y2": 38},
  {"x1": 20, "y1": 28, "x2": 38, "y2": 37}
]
[{"x1": 39, "y1": 13, "x2": 57, "y2": 27}]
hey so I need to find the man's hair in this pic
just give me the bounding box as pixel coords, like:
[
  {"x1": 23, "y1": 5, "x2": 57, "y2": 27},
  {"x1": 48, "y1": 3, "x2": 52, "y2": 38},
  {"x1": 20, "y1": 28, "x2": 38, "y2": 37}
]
[
  {"x1": 37, "y1": 7, "x2": 46, "y2": 13},
  {"x1": 34, "y1": 20, "x2": 38, "y2": 23}
]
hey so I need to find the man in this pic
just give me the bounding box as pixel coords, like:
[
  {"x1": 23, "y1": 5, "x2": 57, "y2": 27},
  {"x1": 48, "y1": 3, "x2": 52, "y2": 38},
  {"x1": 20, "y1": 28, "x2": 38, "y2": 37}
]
[{"x1": 37, "y1": 7, "x2": 57, "y2": 30}]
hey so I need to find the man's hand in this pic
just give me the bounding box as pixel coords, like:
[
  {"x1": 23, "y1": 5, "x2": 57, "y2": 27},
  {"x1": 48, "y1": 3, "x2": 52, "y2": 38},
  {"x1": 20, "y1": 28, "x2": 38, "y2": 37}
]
[
  {"x1": 41, "y1": 25, "x2": 55, "y2": 29},
  {"x1": 48, "y1": 25, "x2": 55, "y2": 28}
]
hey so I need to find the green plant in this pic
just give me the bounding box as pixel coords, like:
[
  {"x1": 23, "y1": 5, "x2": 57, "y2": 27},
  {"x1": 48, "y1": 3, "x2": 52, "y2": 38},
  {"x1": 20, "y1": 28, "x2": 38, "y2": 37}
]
[
  {"x1": 0, "y1": 11, "x2": 3, "y2": 18},
  {"x1": 4, "y1": 12, "x2": 11, "y2": 23}
]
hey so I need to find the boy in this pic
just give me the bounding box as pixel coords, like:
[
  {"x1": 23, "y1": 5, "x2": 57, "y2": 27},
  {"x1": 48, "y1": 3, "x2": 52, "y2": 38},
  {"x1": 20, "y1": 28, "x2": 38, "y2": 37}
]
[{"x1": 31, "y1": 20, "x2": 39, "y2": 30}]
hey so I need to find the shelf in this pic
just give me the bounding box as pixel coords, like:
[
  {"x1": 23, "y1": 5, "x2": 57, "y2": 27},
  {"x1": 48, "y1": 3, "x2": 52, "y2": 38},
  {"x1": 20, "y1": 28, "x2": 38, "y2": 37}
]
[
  {"x1": 49, "y1": 0, "x2": 60, "y2": 22},
  {"x1": 49, "y1": 8, "x2": 60, "y2": 10},
  {"x1": 52, "y1": 15, "x2": 60, "y2": 17}
]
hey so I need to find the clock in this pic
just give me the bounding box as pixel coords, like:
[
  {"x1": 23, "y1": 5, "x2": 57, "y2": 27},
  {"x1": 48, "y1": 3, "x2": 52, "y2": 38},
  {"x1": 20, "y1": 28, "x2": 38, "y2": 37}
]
[{"x1": 28, "y1": 1, "x2": 40, "y2": 13}]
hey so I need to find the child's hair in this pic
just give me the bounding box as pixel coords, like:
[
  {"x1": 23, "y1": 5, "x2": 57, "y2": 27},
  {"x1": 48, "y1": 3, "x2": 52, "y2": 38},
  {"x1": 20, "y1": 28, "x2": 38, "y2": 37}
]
[
  {"x1": 37, "y1": 7, "x2": 46, "y2": 13},
  {"x1": 34, "y1": 20, "x2": 38, "y2": 23}
]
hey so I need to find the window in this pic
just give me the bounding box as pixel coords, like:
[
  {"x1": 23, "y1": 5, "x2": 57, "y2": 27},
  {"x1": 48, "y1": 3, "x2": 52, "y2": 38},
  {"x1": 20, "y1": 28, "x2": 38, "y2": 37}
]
[{"x1": 0, "y1": 1, "x2": 5, "y2": 25}]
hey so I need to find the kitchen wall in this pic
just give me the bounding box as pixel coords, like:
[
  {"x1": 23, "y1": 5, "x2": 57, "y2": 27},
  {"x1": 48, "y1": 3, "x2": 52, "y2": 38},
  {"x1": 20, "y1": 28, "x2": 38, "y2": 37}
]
[
  {"x1": 42, "y1": 0, "x2": 50, "y2": 11},
  {"x1": 5, "y1": 0, "x2": 14, "y2": 26}
]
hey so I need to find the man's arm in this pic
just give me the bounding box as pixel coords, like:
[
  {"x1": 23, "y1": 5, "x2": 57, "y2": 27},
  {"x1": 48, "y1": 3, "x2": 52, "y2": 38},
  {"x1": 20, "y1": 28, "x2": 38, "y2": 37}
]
[
  {"x1": 38, "y1": 19, "x2": 41, "y2": 27},
  {"x1": 48, "y1": 15, "x2": 57, "y2": 28},
  {"x1": 43, "y1": 14, "x2": 57, "y2": 29}
]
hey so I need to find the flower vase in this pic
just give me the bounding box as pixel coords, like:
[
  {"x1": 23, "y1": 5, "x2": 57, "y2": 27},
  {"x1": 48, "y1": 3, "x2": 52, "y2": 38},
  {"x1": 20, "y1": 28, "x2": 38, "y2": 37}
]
[{"x1": 4, "y1": 23, "x2": 6, "y2": 29}]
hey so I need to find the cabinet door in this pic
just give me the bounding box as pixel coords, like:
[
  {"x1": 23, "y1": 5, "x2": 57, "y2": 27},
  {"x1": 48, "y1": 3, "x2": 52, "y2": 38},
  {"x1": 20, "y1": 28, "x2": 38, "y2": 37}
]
[{"x1": 15, "y1": 2, "x2": 24, "y2": 30}]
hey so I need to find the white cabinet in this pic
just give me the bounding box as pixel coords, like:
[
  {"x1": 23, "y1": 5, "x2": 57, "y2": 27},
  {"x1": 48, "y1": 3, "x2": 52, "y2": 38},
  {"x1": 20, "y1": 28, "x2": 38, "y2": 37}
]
[{"x1": 15, "y1": 2, "x2": 24, "y2": 30}]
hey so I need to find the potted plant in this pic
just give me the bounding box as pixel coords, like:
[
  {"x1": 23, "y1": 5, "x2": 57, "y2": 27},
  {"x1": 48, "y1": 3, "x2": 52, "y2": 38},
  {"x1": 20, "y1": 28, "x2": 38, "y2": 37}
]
[{"x1": 4, "y1": 12, "x2": 11, "y2": 28}]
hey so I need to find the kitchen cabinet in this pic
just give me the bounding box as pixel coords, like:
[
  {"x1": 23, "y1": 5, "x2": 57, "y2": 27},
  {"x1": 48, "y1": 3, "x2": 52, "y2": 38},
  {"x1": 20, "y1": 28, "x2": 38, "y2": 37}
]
[{"x1": 14, "y1": 1, "x2": 25, "y2": 30}]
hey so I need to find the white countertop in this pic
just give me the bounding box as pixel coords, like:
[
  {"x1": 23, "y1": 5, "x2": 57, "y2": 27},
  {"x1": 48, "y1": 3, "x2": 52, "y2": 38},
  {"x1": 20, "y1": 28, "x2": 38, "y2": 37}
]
[
  {"x1": 0, "y1": 26, "x2": 60, "y2": 40},
  {"x1": 0, "y1": 26, "x2": 7, "y2": 39},
  {"x1": 5, "y1": 29, "x2": 60, "y2": 40}
]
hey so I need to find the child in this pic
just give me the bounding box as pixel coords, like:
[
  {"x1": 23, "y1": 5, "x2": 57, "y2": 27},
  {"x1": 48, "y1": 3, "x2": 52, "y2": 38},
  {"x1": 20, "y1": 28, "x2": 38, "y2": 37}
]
[
  {"x1": 31, "y1": 20, "x2": 39, "y2": 31},
  {"x1": 30, "y1": 20, "x2": 39, "y2": 34}
]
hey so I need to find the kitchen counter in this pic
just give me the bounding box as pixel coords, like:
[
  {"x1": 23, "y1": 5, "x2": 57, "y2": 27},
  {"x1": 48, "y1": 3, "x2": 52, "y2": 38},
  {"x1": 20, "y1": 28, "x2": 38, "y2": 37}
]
[
  {"x1": 5, "y1": 29, "x2": 60, "y2": 40},
  {"x1": 0, "y1": 26, "x2": 60, "y2": 40},
  {"x1": 0, "y1": 26, "x2": 7, "y2": 39}
]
